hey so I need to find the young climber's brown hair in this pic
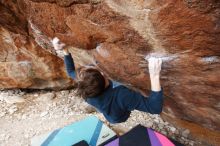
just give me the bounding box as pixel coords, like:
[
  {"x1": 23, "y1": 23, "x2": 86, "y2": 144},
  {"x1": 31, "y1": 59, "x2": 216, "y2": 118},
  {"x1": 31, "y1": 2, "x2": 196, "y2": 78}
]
[{"x1": 73, "y1": 67, "x2": 106, "y2": 99}]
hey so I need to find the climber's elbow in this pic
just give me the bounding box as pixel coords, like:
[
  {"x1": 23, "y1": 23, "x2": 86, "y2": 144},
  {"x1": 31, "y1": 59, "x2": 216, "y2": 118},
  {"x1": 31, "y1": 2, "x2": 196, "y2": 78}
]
[
  {"x1": 147, "y1": 91, "x2": 163, "y2": 114},
  {"x1": 152, "y1": 108, "x2": 163, "y2": 114},
  {"x1": 149, "y1": 105, "x2": 163, "y2": 114}
]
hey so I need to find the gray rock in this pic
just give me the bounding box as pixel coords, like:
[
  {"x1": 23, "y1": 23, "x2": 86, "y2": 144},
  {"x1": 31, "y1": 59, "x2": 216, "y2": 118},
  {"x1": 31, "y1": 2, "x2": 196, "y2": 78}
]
[
  {"x1": 52, "y1": 102, "x2": 57, "y2": 107},
  {"x1": 174, "y1": 130, "x2": 180, "y2": 135},
  {"x1": 0, "y1": 93, "x2": 6, "y2": 101},
  {"x1": 170, "y1": 127, "x2": 176, "y2": 132},
  {"x1": 154, "y1": 118, "x2": 159, "y2": 123},
  {"x1": 164, "y1": 122, "x2": 169, "y2": 125},
  {"x1": 24, "y1": 134, "x2": 29, "y2": 138},
  {"x1": 40, "y1": 111, "x2": 48, "y2": 117},
  {"x1": 189, "y1": 141, "x2": 194, "y2": 146},
  {"x1": 68, "y1": 112, "x2": 74, "y2": 116},
  {"x1": 22, "y1": 114, "x2": 27, "y2": 119},
  {"x1": 60, "y1": 90, "x2": 69, "y2": 96},
  {"x1": 64, "y1": 107, "x2": 69, "y2": 113},
  {"x1": 3, "y1": 95, "x2": 25, "y2": 104},
  {"x1": 84, "y1": 105, "x2": 96, "y2": 113},
  {"x1": 46, "y1": 106, "x2": 50, "y2": 111},
  {"x1": 38, "y1": 93, "x2": 55, "y2": 102},
  {"x1": 0, "y1": 112, "x2": 6, "y2": 117},
  {"x1": 146, "y1": 121, "x2": 153, "y2": 127},
  {"x1": 33, "y1": 93, "x2": 39, "y2": 97},
  {"x1": 0, "y1": 134, "x2": 6, "y2": 141},
  {"x1": 5, "y1": 135, "x2": 10, "y2": 140},
  {"x1": 8, "y1": 106, "x2": 18, "y2": 114},
  {"x1": 161, "y1": 130, "x2": 167, "y2": 135},
  {"x1": 182, "y1": 129, "x2": 190, "y2": 138},
  {"x1": 158, "y1": 124, "x2": 164, "y2": 130}
]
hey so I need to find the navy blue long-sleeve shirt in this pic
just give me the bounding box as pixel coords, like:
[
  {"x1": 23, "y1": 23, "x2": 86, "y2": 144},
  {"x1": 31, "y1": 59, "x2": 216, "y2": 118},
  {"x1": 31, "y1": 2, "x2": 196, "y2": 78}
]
[{"x1": 64, "y1": 54, "x2": 163, "y2": 123}]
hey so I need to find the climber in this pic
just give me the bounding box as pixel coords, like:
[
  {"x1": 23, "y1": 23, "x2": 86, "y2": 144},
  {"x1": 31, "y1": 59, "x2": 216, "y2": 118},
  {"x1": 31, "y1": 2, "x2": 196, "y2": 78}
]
[{"x1": 52, "y1": 37, "x2": 163, "y2": 123}]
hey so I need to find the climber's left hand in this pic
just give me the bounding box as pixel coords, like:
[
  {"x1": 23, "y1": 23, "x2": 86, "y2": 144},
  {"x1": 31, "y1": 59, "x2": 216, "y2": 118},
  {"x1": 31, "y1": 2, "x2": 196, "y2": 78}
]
[{"x1": 52, "y1": 37, "x2": 66, "y2": 51}]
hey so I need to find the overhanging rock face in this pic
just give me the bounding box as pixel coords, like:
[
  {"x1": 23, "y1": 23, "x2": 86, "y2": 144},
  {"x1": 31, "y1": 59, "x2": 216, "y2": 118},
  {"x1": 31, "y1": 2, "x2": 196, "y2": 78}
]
[
  {"x1": 0, "y1": 0, "x2": 73, "y2": 89},
  {"x1": 0, "y1": 0, "x2": 219, "y2": 145}
]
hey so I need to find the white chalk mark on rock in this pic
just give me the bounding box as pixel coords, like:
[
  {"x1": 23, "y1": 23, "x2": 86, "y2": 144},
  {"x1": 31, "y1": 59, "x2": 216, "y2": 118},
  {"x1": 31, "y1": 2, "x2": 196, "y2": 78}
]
[
  {"x1": 18, "y1": 61, "x2": 32, "y2": 66},
  {"x1": 96, "y1": 44, "x2": 110, "y2": 58},
  {"x1": 144, "y1": 52, "x2": 179, "y2": 62},
  {"x1": 143, "y1": 49, "x2": 194, "y2": 62},
  {"x1": 201, "y1": 56, "x2": 219, "y2": 64},
  {"x1": 40, "y1": 111, "x2": 48, "y2": 117}
]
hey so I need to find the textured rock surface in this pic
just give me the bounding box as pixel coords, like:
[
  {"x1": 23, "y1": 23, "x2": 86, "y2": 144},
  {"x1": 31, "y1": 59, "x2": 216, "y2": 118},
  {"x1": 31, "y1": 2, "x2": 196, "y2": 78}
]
[
  {"x1": 0, "y1": 0, "x2": 73, "y2": 89},
  {"x1": 0, "y1": 27, "x2": 73, "y2": 89},
  {"x1": 0, "y1": 0, "x2": 220, "y2": 145}
]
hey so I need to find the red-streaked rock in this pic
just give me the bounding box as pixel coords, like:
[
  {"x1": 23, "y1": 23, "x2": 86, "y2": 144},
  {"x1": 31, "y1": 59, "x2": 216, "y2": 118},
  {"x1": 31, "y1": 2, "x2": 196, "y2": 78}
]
[
  {"x1": 0, "y1": 27, "x2": 73, "y2": 89},
  {"x1": 0, "y1": 0, "x2": 219, "y2": 145}
]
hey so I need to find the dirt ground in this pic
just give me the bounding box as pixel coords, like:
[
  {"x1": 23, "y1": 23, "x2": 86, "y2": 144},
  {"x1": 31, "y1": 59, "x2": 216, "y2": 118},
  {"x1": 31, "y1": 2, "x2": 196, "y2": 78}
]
[{"x1": 0, "y1": 89, "x2": 198, "y2": 146}]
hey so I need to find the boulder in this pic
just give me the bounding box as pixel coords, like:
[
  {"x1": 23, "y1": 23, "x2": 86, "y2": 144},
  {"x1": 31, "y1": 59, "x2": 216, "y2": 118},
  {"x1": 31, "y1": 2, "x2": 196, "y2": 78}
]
[{"x1": 0, "y1": 0, "x2": 219, "y2": 145}]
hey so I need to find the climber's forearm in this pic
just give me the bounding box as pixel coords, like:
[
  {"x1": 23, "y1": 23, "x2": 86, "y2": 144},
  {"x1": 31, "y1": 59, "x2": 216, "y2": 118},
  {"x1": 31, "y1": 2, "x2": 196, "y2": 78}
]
[
  {"x1": 52, "y1": 37, "x2": 75, "y2": 79},
  {"x1": 64, "y1": 53, "x2": 76, "y2": 79},
  {"x1": 150, "y1": 75, "x2": 161, "y2": 92},
  {"x1": 63, "y1": 47, "x2": 69, "y2": 55}
]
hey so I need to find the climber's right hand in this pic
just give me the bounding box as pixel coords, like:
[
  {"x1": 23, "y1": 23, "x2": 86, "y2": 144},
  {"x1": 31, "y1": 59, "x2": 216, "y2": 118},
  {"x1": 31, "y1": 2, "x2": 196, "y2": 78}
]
[
  {"x1": 148, "y1": 57, "x2": 162, "y2": 77},
  {"x1": 148, "y1": 57, "x2": 162, "y2": 91}
]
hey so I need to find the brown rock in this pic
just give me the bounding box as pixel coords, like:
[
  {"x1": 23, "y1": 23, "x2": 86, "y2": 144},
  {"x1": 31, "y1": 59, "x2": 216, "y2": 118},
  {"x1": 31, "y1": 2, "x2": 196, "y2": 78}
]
[
  {"x1": 0, "y1": 0, "x2": 219, "y2": 145},
  {"x1": 0, "y1": 27, "x2": 73, "y2": 89}
]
